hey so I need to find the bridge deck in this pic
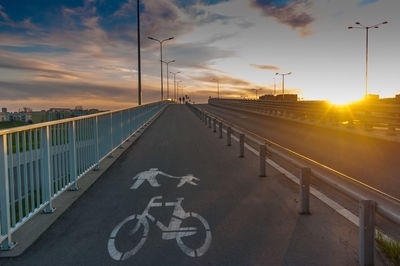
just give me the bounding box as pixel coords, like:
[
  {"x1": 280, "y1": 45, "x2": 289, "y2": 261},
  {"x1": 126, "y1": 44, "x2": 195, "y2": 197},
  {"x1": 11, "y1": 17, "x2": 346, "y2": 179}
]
[{"x1": 0, "y1": 104, "x2": 375, "y2": 265}]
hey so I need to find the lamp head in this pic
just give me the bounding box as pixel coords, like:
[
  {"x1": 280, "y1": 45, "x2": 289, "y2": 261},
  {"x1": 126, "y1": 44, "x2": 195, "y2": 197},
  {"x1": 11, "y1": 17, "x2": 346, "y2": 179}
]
[
  {"x1": 348, "y1": 26, "x2": 353, "y2": 29},
  {"x1": 287, "y1": 72, "x2": 292, "y2": 75},
  {"x1": 355, "y1": 22, "x2": 360, "y2": 25},
  {"x1": 383, "y1": 21, "x2": 388, "y2": 24}
]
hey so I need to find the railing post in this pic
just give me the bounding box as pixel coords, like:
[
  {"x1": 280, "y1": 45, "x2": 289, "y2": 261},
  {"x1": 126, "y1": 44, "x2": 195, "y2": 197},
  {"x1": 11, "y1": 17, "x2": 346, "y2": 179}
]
[
  {"x1": 259, "y1": 144, "x2": 266, "y2": 177},
  {"x1": 204, "y1": 115, "x2": 207, "y2": 125},
  {"x1": 219, "y1": 121, "x2": 223, "y2": 138},
  {"x1": 359, "y1": 200, "x2": 375, "y2": 266},
  {"x1": 299, "y1": 167, "x2": 311, "y2": 214},
  {"x1": 69, "y1": 121, "x2": 79, "y2": 190},
  {"x1": 213, "y1": 119, "x2": 216, "y2": 133},
  {"x1": 0, "y1": 135, "x2": 16, "y2": 250},
  {"x1": 239, "y1": 134, "x2": 245, "y2": 158},
  {"x1": 94, "y1": 117, "x2": 100, "y2": 171},
  {"x1": 119, "y1": 112, "x2": 124, "y2": 149},
  {"x1": 227, "y1": 127, "x2": 232, "y2": 146},
  {"x1": 43, "y1": 126, "x2": 55, "y2": 213},
  {"x1": 208, "y1": 117, "x2": 211, "y2": 128}
]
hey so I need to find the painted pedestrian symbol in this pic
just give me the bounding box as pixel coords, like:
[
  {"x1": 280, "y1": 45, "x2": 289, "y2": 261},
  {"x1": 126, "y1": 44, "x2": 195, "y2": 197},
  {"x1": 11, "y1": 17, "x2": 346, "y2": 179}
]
[
  {"x1": 108, "y1": 196, "x2": 212, "y2": 261},
  {"x1": 130, "y1": 168, "x2": 200, "y2": 189}
]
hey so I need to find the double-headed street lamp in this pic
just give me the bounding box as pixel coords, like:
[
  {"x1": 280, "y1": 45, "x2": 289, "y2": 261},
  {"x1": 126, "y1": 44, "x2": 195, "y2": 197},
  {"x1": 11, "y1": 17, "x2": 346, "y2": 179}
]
[
  {"x1": 162, "y1": 60, "x2": 175, "y2": 99},
  {"x1": 254, "y1": 88, "x2": 261, "y2": 99},
  {"x1": 148, "y1": 36, "x2": 174, "y2": 100},
  {"x1": 275, "y1": 72, "x2": 292, "y2": 100},
  {"x1": 170, "y1": 71, "x2": 180, "y2": 100},
  {"x1": 348, "y1": 21, "x2": 388, "y2": 99}
]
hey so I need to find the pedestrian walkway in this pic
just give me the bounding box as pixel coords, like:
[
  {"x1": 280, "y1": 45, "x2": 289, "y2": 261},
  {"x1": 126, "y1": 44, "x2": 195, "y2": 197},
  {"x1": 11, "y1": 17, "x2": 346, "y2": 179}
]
[{"x1": 0, "y1": 104, "x2": 366, "y2": 265}]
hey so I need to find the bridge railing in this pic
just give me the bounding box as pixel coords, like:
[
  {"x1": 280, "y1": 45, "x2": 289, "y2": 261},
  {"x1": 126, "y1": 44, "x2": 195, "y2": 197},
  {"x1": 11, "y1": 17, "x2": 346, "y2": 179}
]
[
  {"x1": 209, "y1": 98, "x2": 400, "y2": 134},
  {"x1": 0, "y1": 101, "x2": 169, "y2": 249}
]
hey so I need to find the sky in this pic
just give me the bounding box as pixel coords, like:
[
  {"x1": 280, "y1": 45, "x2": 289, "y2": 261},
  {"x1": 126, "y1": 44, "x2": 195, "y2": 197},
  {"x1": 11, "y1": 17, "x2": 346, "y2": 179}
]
[{"x1": 0, "y1": 0, "x2": 399, "y2": 111}]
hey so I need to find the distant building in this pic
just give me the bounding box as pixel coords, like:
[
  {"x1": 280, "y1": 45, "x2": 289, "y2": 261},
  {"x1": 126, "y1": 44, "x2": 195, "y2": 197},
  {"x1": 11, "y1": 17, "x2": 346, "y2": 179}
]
[
  {"x1": 366, "y1": 94, "x2": 379, "y2": 101},
  {"x1": 1, "y1": 107, "x2": 7, "y2": 113},
  {"x1": 0, "y1": 112, "x2": 6, "y2": 122}
]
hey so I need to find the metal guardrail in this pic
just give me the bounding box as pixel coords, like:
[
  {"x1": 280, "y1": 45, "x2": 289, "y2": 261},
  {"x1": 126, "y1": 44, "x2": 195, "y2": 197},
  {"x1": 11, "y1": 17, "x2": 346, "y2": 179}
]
[
  {"x1": 209, "y1": 98, "x2": 400, "y2": 134},
  {"x1": 187, "y1": 102, "x2": 400, "y2": 265},
  {"x1": 188, "y1": 103, "x2": 400, "y2": 222},
  {"x1": 0, "y1": 101, "x2": 169, "y2": 250}
]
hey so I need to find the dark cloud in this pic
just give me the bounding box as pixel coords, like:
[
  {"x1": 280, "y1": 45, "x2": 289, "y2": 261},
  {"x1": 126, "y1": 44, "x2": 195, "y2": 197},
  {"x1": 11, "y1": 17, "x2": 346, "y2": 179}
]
[
  {"x1": 0, "y1": 53, "x2": 89, "y2": 79},
  {"x1": 250, "y1": 64, "x2": 280, "y2": 71},
  {"x1": 0, "y1": 78, "x2": 156, "y2": 103},
  {"x1": 249, "y1": 0, "x2": 315, "y2": 37},
  {"x1": 190, "y1": 73, "x2": 252, "y2": 86}
]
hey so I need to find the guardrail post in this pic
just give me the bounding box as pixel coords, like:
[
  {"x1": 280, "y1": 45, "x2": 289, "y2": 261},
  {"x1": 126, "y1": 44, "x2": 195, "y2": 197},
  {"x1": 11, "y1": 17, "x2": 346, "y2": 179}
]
[
  {"x1": 69, "y1": 121, "x2": 79, "y2": 190},
  {"x1": 359, "y1": 200, "x2": 375, "y2": 266},
  {"x1": 94, "y1": 117, "x2": 100, "y2": 171},
  {"x1": 208, "y1": 117, "x2": 211, "y2": 128},
  {"x1": 43, "y1": 126, "x2": 55, "y2": 213},
  {"x1": 227, "y1": 127, "x2": 232, "y2": 146},
  {"x1": 219, "y1": 121, "x2": 223, "y2": 138},
  {"x1": 239, "y1": 134, "x2": 245, "y2": 158},
  {"x1": 299, "y1": 167, "x2": 311, "y2": 215},
  {"x1": 213, "y1": 119, "x2": 216, "y2": 133},
  {"x1": 259, "y1": 144, "x2": 266, "y2": 177},
  {"x1": 0, "y1": 135, "x2": 16, "y2": 250},
  {"x1": 204, "y1": 115, "x2": 207, "y2": 125}
]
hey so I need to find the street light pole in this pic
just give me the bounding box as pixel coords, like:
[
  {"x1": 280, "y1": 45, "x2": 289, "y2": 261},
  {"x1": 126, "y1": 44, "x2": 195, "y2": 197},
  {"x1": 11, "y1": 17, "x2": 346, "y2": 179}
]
[
  {"x1": 275, "y1": 72, "x2": 292, "y2": 100},
  {"x1": 170, "y1": 71, "x2": 180, "y2": 100},
  {"x1": 273, "y1": 78, "x2": 276, "y2": 96},
  {"x1": 148, "y1": 36, "x2": 174, "y2": 100},
  {"x1": 348, "y1": 21, "x2": 388, "y2": 99},
  {"x1": 137, "y1": 0, "x2": 142, "y2": 105},
  {"x1": 162, "y1": 60, "x2": 175, "y2": 99}
]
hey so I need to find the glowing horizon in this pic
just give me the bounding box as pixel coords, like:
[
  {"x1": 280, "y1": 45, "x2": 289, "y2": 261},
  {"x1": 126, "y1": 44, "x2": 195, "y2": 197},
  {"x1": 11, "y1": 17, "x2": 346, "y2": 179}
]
[{"x1": 1, "y1": 0, "x2": 399, "y2": 111}]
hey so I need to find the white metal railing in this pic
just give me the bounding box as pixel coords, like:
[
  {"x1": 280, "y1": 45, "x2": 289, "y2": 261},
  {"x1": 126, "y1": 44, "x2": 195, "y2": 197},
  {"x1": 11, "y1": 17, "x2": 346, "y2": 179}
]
[{"x1": 0, "y1": 101, "x2": 169, "y2": 249}]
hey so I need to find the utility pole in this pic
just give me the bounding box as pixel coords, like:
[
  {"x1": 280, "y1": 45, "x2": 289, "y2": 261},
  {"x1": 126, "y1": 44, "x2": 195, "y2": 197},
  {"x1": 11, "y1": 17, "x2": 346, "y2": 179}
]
[{"x1": 137, "y1": 0, "x2": 142, "y2": 105}]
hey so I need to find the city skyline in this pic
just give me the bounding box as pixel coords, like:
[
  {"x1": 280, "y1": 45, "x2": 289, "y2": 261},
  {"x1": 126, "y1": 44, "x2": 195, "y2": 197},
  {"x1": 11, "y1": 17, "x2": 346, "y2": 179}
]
[{"x1": 1, "y1": 0, "x2": 399, "y2": 111}]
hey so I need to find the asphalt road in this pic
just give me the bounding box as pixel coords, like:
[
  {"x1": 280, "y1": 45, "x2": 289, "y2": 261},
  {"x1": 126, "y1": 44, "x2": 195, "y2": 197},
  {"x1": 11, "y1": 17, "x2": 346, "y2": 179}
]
[
  {"x1": 200, "y1": 104, "x2": 400, "y2": 199},
  {"x1": 0, "y1": 104, "x2": 366, "y2": 265}
]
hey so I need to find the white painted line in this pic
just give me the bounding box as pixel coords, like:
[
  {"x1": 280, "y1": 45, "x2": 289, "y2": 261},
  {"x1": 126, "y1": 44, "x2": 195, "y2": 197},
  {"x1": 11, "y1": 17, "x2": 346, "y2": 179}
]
[{"x1": 223, "y1": 128, "x2": 360, "y2": 227}]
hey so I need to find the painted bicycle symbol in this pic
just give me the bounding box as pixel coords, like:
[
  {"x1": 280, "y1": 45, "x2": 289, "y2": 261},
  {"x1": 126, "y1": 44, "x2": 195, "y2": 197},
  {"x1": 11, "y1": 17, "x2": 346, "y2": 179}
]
[
  {"x1": 107, "y1": 196, "x2": 212, "y2": 261},
  {"x1": 130, "y1": 168, "x2": 200, "y2": 189}
]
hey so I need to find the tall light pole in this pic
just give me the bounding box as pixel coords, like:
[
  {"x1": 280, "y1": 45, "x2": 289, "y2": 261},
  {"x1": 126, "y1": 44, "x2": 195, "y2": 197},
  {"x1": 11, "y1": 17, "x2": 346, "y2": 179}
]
[
  {"x1": 348, "y1": 21, "x2": 388, "y2": 99},
  {"x1": 137, "y1": 0, "x2": 142, "y2": 105},
  {"x1": 148, "y1": 36, "x2": 174, "y2": 100},
  {"x1": 162, "y1": 60, "x2": 175, "y2": 99},
  {"x1": 212, "y1": 79, "x2": 220, "y2": 98},
  {"x1": 273, "y1": 77, "x2": 276, "y2": 96},
  {"x1": 170, "y1": 71, "x2": 180, "y2": 100},
  {"x1": 254, "y1": 88, "x2": 261, "y2": 99},
  {"x1": 275, "y1": 72, "x2": 292, "y2": 100}
]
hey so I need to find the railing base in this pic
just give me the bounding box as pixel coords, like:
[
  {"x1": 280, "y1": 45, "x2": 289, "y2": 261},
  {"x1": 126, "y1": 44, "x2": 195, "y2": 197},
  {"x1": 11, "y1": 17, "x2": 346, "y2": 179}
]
[
  {"x1": 42, "y1": 207, "x2": 56, "y2": 214},
  {"x1": 0, "y1": 241, "x2": 16, "y2": 251}
]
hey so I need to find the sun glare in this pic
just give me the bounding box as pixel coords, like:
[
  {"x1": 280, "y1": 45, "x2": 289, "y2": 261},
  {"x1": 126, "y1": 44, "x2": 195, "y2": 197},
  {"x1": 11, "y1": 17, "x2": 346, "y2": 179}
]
[{"x1": 327, "y1": 95, "x2": 359, "y2": 106}]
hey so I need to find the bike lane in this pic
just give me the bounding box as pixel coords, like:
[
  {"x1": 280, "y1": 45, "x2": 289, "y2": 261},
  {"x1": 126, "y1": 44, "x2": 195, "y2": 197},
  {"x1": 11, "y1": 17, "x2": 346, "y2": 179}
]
[{"x1": 1, "y1": 104, "x2": 366, "y2": 265}]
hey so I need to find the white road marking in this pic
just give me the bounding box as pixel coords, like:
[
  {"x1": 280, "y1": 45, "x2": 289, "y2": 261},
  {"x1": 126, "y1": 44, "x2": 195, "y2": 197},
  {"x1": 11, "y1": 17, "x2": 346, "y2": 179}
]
[
  {"x1": 107, "y1": 196, "x2": 212, "y2": 261},
  {"x1": 225, "y1": 129, "x2": 360, "y2": 226},
  {"x1": 130, "y1": 168, "x2": 200, "y2": 189}
]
